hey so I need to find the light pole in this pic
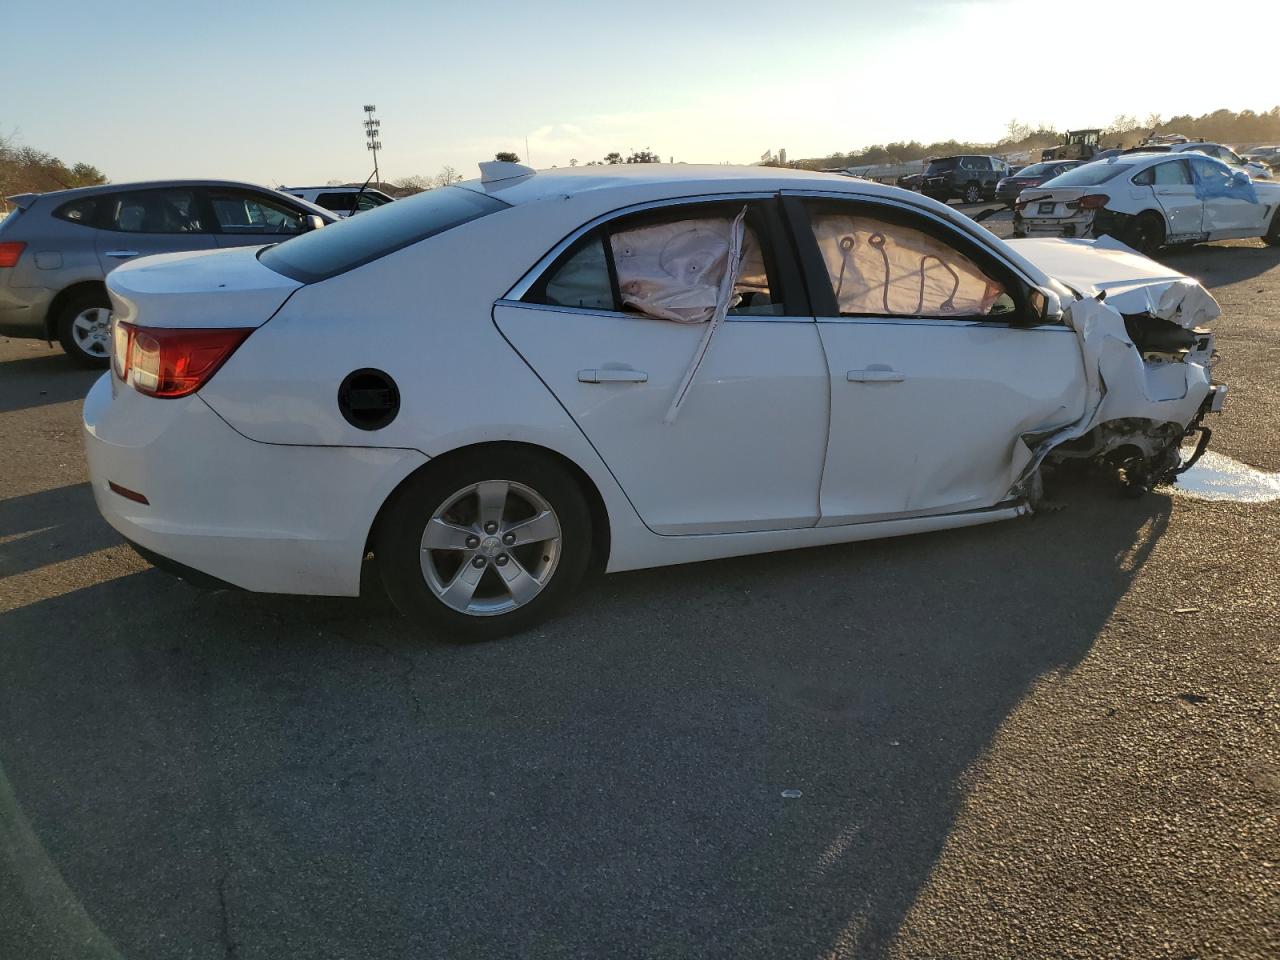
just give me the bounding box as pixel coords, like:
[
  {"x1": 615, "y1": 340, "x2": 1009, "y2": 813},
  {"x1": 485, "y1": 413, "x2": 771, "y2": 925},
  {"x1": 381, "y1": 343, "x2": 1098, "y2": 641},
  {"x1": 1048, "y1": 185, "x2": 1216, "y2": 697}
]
[{"x1": 363, "y1": 104, "x2": 382, "y2": 184}]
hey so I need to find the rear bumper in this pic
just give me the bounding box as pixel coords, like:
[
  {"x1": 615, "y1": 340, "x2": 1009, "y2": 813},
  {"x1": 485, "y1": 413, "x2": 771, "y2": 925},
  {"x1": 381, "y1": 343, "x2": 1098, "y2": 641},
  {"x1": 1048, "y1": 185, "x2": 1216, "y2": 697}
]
[
  {"x1": 0, "y1": 284, "x2": 52, "y2": 338},
  {"x1": 1013, "y1": 213, "x2": 1095, "y2": 238},
  {"x1": 83, "y1": 373, "x2": 429, "y2": 596}
]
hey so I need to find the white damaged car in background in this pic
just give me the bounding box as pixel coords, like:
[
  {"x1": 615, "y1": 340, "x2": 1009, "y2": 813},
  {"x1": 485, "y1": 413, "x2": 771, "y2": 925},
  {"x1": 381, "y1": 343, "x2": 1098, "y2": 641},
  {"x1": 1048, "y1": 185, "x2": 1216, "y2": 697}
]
[
  {"x1": 1013, "y1": 152, "x2": 1280, "y2": 254},
  {"x1": 84, "y1": 164, "x2": 1228, "y2": 637}
]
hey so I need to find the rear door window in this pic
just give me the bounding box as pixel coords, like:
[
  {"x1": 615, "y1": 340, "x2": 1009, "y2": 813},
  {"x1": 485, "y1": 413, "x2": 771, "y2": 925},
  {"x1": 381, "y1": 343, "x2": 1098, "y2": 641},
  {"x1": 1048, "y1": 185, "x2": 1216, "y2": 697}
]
[
  {"x1": 525, "y1": 201, "x2": 791, "y2": 321},
  {"x1": 1152, "y1": 160, "x2": 1193, "y2": 185},
  {"x1": 102, "y1": 188, "x2": 209, "y2": 233},
  {"x1": 258, "y1": 186, "x2": 509, "y2": 283},
  {"x1": 316, "y1": 192, "x2": 357, "y2": 213}
]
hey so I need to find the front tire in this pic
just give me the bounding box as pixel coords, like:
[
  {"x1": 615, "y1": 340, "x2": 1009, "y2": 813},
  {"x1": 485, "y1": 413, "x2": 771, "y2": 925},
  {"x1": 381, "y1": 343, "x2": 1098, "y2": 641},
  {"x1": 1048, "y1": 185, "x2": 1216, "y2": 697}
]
[
  {"x1": 963, "y1": 182, "x2": 982, "y2": 204},
  {"x1": 1264, "y1": 209, "x2": 1280, "y2": 247},
  {"x1": 55, "y1": 288, "x2": 112, "y2": 368},
  {"x1": 375, "y1": 450, "x2": 592, "y2": 640}
]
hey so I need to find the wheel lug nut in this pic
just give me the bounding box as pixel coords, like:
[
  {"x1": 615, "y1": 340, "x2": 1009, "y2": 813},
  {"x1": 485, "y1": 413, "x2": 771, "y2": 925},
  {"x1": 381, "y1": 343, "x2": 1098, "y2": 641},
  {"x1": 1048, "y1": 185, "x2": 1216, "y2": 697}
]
[
  {"x1": 495, "y1": 554, "x2": 509, "y2": 566},
  {"x1": 483, "y1": 521, "x2": 498, "y2": 534},
  {"x1": 502, "y1": 533, "x2": 516, "y2": 546},
  {"x1": 465, "y1": 536, "x2": 479, "y2": 549},
  {"x1": 472, "y1": 556, "x2": 486, "y2": 568}
]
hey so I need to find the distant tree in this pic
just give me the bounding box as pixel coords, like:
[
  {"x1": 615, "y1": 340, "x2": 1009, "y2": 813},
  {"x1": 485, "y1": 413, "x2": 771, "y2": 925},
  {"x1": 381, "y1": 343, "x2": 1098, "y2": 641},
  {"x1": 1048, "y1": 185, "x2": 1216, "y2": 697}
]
[
  {"x1": 393, "y1": 175, "x2": 431, "y2": 195},
  {"x1": 568, "y1": 158, "x2": 578, "y2": 167},
  {"x1": 0, "y1": 130, "x2": 107, "y2": 200},
  {"x1": 433, "y1": 165, "x2": 462, "y2": 188},
  {"x1": 602, "y1": 152, "x2": 623, "y2": 165},
  {"x1": 494, "y1": 151, "x2": 520, "y2": 163},
  {"x1": 625, "y1": 149, "x2": 660, "y2": 163}
]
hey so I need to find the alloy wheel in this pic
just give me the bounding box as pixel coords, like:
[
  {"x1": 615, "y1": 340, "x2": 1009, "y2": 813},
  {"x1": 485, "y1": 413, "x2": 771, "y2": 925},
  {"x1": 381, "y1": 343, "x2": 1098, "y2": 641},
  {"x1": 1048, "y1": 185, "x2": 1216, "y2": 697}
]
[
  {"x1": 419, "y1": 480, "x2": 562, "y2": 616},
  {"x1": 71, "y1": 307, "x2": 112, "y2": 359}
]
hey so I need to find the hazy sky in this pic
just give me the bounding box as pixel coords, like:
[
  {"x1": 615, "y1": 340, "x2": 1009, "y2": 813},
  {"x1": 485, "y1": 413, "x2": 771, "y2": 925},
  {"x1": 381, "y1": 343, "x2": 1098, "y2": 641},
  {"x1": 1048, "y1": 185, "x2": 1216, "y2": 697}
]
[{"x1": 7, "y1": 0, "x2": 1275, "y2": 186}]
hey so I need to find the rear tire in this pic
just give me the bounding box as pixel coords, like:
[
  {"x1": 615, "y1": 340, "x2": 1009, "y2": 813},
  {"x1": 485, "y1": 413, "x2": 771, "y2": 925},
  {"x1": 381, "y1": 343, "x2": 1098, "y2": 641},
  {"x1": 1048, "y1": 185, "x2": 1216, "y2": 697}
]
[
  {"x1": 1122, "y1": 212, "x2": 1166, "y2": 256},
  {"x1": 963, "y1": 182, "x2": 982, "y2": 204},
  {"x1": 375, "y1": 450, "x2": 593, "y2": 641},
  {"x1": 54, "y1": 288, "x2": 112, "y2": 368}
]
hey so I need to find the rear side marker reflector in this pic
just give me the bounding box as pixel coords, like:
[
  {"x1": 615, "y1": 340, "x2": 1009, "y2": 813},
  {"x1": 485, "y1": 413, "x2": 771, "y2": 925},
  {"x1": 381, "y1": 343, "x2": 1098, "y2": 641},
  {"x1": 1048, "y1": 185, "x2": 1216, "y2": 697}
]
[
  {"x1": 111, "y1": 320, "x2": 253, "y2": 398},
  {"x1": 108, "y1": 481, "x2": 149, "y2": 505}
]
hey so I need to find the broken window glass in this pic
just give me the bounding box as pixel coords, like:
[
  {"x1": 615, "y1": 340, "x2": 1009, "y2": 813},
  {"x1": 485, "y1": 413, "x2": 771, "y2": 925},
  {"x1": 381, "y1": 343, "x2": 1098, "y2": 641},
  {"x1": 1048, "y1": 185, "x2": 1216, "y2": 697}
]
[{"x1": 609, "y1": 215, "x2": 775, "y2": 323}]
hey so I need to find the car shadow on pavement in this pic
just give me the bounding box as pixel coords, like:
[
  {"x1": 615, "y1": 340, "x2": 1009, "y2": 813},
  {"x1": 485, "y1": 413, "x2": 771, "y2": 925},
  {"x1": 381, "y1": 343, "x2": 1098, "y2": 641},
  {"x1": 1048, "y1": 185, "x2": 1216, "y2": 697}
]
[
  {"x1": 0, "y1": 346, "x2": 100, "y2": 414},
  {"x1": 1162, "y1": 242, "x2": 1280, "y2": 288},
  {"x1": 0, "y1": 483, "x2": 1170, "y2": 960},
  {"x1": 0, "y1": 483, "x2": 122, "y2": 578}
]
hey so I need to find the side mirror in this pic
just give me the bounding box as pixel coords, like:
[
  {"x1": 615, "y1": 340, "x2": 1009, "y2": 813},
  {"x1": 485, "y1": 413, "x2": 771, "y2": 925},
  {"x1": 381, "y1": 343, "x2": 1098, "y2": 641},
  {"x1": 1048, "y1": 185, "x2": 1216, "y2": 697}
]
[
  {"x1": 301, "y1": 214, "x2": 326, "y2": 232},
  {"x1": 1231, "y1": 171, "x2": 1250, "y2": 186},
  {"x1": 1020, "y1": 288, "x2": 1063, "y2": 326}
]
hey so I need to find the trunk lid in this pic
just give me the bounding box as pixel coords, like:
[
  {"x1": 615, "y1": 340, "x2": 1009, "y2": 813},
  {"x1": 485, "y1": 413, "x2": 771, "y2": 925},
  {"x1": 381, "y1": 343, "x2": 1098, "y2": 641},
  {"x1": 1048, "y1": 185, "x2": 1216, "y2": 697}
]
[
  {"x1": 105, "y1": 244, "x2": 301, "y2": 329},
  {"x1": 1016, "y1": 186, "x2": 1089, "y2": 219}
]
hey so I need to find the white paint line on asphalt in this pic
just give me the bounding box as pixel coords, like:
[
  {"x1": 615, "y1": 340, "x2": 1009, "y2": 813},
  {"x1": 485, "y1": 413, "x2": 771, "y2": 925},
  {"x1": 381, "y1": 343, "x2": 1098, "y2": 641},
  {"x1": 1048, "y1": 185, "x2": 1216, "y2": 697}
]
[
  {"x1": 0, "y1": 761, "x2": 125, "y2": 960},
  {"x1": 1171, "y1": 452, "x2": 1280, "y2": 503}
]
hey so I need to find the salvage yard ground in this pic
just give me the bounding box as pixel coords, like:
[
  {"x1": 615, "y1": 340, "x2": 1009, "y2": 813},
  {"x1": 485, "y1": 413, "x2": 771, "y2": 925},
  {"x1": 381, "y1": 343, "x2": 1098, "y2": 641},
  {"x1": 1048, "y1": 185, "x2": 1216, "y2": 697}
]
[{"x1": 1, "y1": 221, "x2": 1278, "y2": 959}]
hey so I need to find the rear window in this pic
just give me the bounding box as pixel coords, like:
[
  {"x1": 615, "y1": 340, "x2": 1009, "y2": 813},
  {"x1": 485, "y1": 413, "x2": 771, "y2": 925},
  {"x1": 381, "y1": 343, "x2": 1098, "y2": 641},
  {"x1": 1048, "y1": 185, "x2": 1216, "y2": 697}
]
[
  {"x1": 1012, "y1": 162, "x2": 1055, "y2": 177},
  {"x1": 1042, "y1": 163, "x2": 1134, "y2": 187},
  {"x1": 925, "y1": 158, "x2": 958, "y2": 175},
  {"x1": 259, "y1": 186, "x2": 509, "y2": 283}
]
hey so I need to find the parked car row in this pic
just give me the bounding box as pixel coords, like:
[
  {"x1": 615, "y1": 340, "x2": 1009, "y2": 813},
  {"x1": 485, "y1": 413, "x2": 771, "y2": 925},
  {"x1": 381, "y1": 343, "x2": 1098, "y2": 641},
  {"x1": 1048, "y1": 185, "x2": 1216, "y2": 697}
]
[
  {"x1": 1011, "y1": 152, "x2": 1280, "y2": 253},
  {"x1": 0, "y1": 180, "x2": 400, "y2": 365}
]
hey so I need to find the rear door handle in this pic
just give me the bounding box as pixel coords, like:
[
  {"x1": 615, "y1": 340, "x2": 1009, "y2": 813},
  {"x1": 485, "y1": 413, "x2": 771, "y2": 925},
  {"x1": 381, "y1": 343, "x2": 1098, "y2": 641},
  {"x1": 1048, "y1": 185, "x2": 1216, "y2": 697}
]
[
  {"x1": 847, "y1": 368, "x2": 905, "y2": 383},
  {"x1": 104, "y1": 250, "x2": 140, "y2": 258},
  {"x1": 577, "y1": 368, "x2": 648, "y2": 384}
]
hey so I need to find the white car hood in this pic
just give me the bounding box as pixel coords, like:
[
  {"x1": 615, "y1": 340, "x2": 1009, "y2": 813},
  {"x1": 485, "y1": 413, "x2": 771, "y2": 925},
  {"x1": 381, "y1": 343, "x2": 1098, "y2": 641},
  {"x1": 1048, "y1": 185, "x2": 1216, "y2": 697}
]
[
  {"x1": 1008, "y1": 235, "x2": 1220, "y2": 328},
  {"x1": 106, "y1": 245, "x2": 302, "y2": 329}
]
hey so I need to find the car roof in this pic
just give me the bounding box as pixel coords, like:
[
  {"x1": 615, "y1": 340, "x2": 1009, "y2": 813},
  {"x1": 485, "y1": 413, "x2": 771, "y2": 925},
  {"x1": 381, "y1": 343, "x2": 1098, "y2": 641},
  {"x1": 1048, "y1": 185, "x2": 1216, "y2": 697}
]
[
  {"x1": 458, "y1": 163, "x2": 926, "y2": 206},
  {"x1": 8, "y1": 179, "x2": 308, "y2": 202},
  {"x1": 283, "y1": 186, "x2": 390, "y2": 192}
]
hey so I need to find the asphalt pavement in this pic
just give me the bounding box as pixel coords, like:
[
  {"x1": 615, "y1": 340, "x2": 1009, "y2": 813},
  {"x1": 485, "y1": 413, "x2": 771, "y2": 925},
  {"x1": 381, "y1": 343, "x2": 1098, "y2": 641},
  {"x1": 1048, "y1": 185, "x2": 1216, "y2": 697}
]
[{"x1": 1, "y1": 231, "x2": 1277, "y2": 959}]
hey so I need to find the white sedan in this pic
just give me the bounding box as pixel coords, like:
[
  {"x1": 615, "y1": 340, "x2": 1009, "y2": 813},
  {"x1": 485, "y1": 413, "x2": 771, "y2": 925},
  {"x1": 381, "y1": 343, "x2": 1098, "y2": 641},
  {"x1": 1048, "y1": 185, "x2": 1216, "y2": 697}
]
[
  {"x1": 1013, "y1": 152, "x2": 1280, "y2": 254},
  {"x1": 85, "y1": 163, "x2": 1226, "y2": 638}
]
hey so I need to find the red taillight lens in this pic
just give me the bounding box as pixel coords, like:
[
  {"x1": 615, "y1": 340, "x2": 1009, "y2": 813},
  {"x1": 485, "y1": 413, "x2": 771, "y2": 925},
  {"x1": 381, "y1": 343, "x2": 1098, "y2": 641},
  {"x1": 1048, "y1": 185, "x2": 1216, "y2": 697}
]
[
  {"x1": 0, "y1": 241, "x2": 26, "y2": 268},
  {"x1": 116, "y1": 323, "x2": 253, "y2": 398},
  {"x1": 1074, "y1": 194, "x2": 1110, "y2": 210}
]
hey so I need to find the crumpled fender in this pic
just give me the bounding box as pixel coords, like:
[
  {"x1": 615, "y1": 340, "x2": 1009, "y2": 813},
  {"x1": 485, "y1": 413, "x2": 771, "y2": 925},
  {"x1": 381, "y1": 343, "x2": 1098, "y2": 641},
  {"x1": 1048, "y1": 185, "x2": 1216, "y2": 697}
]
[{"x1": 1010, "y1": 265, "x2": 1219, "y2": 495}]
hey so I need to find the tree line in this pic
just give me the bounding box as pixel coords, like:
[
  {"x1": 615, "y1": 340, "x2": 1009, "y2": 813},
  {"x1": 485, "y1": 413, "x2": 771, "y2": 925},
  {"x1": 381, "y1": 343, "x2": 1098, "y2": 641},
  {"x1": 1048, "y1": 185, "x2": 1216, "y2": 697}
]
[
  {"x1": 789, "y1": 106, "x2": 1280, "y2": 169},
  {"x1": 0, "y1": 128, "x2": 106, "y2": 207}
]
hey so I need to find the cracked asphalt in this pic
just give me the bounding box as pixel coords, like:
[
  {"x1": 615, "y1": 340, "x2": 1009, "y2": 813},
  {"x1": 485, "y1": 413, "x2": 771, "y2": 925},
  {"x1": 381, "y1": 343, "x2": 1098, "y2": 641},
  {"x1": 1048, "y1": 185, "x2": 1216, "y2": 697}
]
[{"x1": 1, "y1": 224, "x2": 1277, "y2": 959}]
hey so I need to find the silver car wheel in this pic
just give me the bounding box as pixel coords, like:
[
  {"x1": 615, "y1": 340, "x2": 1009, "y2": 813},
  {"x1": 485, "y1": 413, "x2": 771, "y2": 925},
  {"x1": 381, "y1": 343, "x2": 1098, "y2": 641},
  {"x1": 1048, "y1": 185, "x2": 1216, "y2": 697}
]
[
  {"x1": 71, "y1": 307, "x2": 112, "y2": 358},
  {"x1": 420, "y1": 480, "x2": 562, "y2": 617}
]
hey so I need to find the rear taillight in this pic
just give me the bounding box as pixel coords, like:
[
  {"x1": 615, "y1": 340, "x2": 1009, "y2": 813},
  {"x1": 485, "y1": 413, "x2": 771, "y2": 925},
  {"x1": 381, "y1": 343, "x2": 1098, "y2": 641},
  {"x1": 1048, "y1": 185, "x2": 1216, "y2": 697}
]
[
  {"x1": 0, "y1": 241, "x2": 26, "y2": 267},
  {"x1": 1072, "y1": 194, "x2": 1110, "y2": 210},
  {"x1": 112, "y1": 321, "x2": 252, "y2": 398}
]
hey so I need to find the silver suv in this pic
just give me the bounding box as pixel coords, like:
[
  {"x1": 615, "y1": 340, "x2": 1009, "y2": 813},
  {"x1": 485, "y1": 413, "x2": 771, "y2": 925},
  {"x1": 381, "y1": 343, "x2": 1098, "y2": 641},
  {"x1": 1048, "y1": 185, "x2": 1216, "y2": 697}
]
[{"x1": 0, "y1": 179, "x2": 333, "y2": 365}]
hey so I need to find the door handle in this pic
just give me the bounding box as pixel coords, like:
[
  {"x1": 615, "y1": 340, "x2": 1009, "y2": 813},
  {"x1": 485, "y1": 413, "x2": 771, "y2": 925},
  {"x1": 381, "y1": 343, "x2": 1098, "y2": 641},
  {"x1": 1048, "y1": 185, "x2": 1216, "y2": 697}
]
[
  {"x1": 577, "y1": 368, "x2": 648, "y2": 384},
  {"x1": 104, "y1": 250, "x2": 140, "y2": 258},
  {"x1": 847, "y1": 368, "x2": 905, "y2": 383}
]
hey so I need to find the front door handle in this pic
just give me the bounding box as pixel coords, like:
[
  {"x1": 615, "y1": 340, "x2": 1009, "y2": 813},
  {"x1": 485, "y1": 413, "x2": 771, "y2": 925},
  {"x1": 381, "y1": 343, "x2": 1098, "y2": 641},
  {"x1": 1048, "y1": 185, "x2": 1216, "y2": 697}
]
[
  {"x1": 847, "y1": 368, "x2": 905, "y2": 383},
  {"x1": 104, "y1": 250, "x2": 140, "y2": 259},
  {"x1": 578, "y1": 368, "x2": 648, "y2": 384}
]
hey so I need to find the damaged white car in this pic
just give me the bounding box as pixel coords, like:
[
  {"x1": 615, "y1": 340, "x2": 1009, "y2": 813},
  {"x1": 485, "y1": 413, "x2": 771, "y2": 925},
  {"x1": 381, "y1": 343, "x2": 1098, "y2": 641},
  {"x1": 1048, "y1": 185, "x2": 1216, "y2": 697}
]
[
  {"x1": 84, "y1": 163, "x2": 1227, "y2": 637},
  {"x1": 1013, "y1": 152, "x2": 1280, "y2": 254}
]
